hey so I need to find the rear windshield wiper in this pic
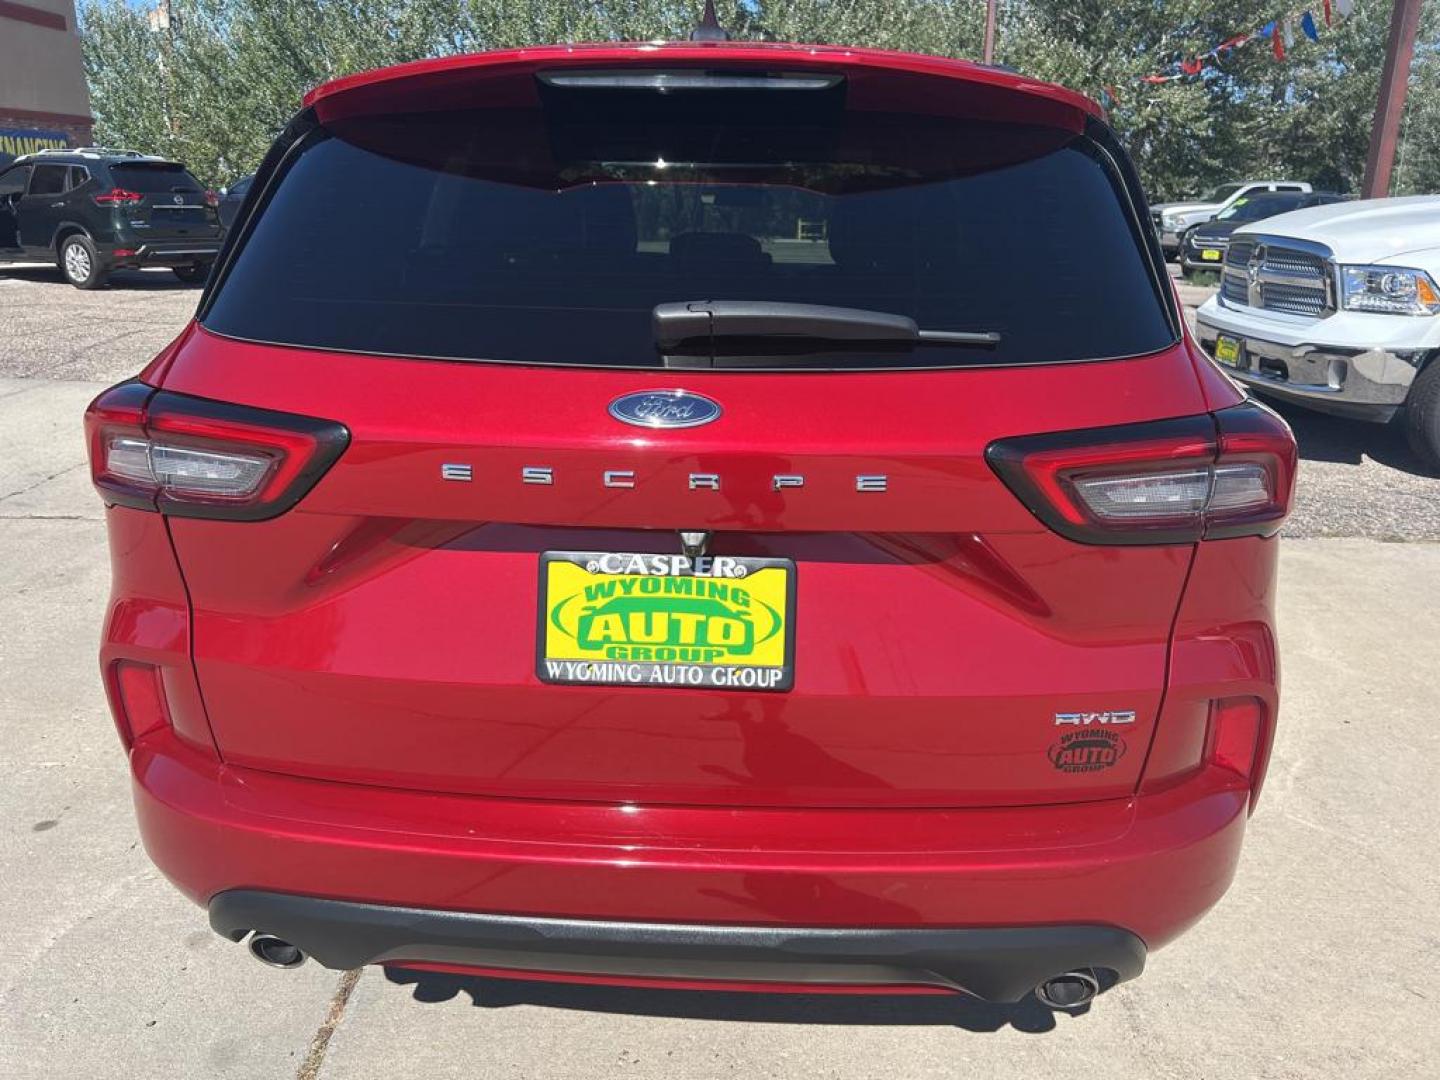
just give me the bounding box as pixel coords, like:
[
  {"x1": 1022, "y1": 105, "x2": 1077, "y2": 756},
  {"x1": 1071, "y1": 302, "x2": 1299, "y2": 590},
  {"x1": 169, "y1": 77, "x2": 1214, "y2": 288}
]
[{"x1": 653, "y1": 301, "x2": 1000, "y2": 368}]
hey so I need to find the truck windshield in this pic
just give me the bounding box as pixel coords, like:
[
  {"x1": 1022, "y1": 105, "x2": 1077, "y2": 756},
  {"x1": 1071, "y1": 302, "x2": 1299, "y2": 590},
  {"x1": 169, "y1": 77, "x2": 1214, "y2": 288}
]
[
  {"x1": 1216, "y1": 194, "x2": 1306, "y2": 222},
  {"x1": 204, "y1": 92, "x2": 1173, "y2": 370}
]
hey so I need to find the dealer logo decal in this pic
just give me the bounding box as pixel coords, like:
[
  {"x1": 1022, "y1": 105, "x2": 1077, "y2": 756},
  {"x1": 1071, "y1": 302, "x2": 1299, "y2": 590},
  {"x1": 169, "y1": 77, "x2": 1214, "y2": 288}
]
[{"x1": 1048, "y1": 729, "x2": 1128, "y2": 773}]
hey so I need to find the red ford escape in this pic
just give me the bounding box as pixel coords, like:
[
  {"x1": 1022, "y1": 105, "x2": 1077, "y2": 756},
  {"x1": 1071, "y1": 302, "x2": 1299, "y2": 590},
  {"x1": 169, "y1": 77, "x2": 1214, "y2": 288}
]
[{"x1": 84, "y1": 38, "x2": 1295, "y2": 1011}]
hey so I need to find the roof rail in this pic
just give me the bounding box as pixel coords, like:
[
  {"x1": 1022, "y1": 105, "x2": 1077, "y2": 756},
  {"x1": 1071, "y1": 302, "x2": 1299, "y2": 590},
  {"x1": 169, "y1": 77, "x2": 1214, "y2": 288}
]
[
  {"x1": 73, "y1": 147, "x2": 151, "y2": 158},
  {"x1": 23, "y1": 146, "x2": 151, "y2": 160}
]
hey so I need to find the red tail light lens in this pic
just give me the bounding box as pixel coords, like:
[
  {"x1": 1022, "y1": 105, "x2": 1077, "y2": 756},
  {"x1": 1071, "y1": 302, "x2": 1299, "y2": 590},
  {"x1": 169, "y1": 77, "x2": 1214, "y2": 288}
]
[
  {"x1": 1206, "y1": 695, "x2": 1272, "y2": 811},
  {"x1": 85, "y1": 381, "x2": 349, "y2": 520},
  {"x1": 986, "y1": 401, "x2": 1296, "y2": 544},
  {"x1": 1205, "y1": 398, "x2": 1300, "y2": 540},
  {"x1": 109, "y1": 660, "x2": 172, "y2": 747},
  {"x1": 204, "y1": 189, "x2": 220, "y2": 208},
  {"x1": 94, "y1": 188, "x2": 144, "y2": 206},
  {"x1": 1207, "y1": 696, "x2": 1264, "y2": 781}
]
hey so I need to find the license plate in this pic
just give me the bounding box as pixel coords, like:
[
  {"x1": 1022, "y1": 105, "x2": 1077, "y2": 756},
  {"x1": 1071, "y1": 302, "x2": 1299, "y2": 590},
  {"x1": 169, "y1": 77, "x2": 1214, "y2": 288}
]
[
  {"x1": 537, "y1": 551, "x2": 796, "y2": 692},
  {"x1": 1213, "y1": 335, "x2": 1242, "y2": 366},
  {"x1": 1201, "y1": 248, "x2": 1222, "y2": 261},
  {"x1": 150, "y1": 207, "x2": 206, "y2": 223}
]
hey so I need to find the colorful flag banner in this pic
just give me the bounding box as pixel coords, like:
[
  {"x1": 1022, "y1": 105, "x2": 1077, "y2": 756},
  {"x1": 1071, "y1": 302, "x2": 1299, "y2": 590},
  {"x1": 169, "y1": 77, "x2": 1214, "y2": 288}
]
[{"x1": 1133, "y1": 2, "x2": 1355, "y2": 90}]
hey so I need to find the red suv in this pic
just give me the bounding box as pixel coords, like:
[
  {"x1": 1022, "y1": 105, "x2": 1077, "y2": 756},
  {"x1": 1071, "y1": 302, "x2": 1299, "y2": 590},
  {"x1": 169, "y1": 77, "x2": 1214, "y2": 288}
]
[{"x1": 85, "y1": 41, "x2": 1295, "y2": 1011}]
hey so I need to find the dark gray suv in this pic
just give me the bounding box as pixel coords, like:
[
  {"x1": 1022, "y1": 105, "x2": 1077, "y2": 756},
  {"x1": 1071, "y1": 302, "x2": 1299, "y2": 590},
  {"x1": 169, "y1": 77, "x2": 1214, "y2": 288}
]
[{"x1": 0, "y1": 147, "x2": 223, "y2": 289}]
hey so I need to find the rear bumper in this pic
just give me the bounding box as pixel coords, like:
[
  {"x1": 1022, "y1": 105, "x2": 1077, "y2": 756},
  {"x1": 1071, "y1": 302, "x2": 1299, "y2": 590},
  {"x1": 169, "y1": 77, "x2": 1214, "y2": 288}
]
[
  {"x1": 134, "y1": 729, "x2": 1251, "y2": 992},
  {"x1": 110, "y1": 242, "x2": 221, "y2": 267},
  {"x1": 210, "y1": 889, "x2": 1145, "y2": 1001}
]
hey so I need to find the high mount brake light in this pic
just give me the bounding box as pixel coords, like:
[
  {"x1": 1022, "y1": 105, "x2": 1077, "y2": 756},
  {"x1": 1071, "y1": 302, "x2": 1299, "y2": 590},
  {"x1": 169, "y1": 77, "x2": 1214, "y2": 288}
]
[
  {"x1": 84, "y1": 381, "x2": 349, "y2": 521},
  {"x1": 94, "y1": 188, "x2": 144, "y2": 206},
  {"x1": 537, "y1": 70, "x2": 846, "y2": 92},
  {"x1": 986, "y1": 401, "x2": 1296, "y2": 545}
]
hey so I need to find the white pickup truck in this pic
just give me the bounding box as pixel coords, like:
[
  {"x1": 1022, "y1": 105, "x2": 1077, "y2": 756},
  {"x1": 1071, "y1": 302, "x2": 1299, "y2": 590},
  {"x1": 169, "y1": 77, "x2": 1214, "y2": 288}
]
[{"x1": 1195, "y1": 196, "x2": 1440, "y2": 471}]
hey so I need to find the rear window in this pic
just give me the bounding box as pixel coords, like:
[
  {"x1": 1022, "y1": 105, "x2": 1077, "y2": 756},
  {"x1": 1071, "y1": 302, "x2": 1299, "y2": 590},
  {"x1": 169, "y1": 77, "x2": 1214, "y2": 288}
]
[
  {"x1": 204, "y1": 90, "x2": 1173, "y2": 369},
  {"x1": 111, "y1": 163, "x2": 203, "y2": 193}
]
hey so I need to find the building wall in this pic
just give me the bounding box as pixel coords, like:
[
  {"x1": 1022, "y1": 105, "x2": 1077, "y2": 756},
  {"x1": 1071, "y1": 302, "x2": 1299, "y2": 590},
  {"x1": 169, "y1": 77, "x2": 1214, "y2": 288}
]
[{"x1": 0, "y1": 0, "x2": 94, "y2": 164}]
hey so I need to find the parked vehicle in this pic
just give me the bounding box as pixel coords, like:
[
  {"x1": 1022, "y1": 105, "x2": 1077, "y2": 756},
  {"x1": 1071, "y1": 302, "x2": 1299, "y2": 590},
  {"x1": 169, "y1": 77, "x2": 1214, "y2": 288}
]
[
  {"x1": 85, "y1": 40, "x2": 1295, "y2": 1010},
  {"x1": 1180, "y1": 191, "x2": 1349, "y2": 275},
  {"x1": 217, "y1": 173, "x2": 253, "y2": 230},
  {"x1": 1151, "y1": 180, "x2": 1312, "y2": 258},
  {"x1": 1196, "y1": 195, "x2": 1440, "y2": 470},
  {"x1": 0, "y1": 147, "x2": 222, "y2": 288}
]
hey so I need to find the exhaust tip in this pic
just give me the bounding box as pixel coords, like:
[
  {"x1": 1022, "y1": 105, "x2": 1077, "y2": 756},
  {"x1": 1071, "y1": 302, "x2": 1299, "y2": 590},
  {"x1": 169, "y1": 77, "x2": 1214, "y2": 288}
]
[
  {"x1": 248, "y1": 933, "x2": 307, "y2": 969},
  {"x1": 1035, "y1": 969, "x2": 1101, "y2": 1010}
]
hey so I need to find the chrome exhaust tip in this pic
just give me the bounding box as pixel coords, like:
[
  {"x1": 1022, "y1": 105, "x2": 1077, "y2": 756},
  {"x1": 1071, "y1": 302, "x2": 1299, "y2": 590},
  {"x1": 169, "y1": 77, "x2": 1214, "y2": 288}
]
[
  {"x1": 247, "y1": 933, "x2": 307, "y2": 969},
  {"x1": 1035, "y1": 969, "x2": 1101, "y2": 1010}
]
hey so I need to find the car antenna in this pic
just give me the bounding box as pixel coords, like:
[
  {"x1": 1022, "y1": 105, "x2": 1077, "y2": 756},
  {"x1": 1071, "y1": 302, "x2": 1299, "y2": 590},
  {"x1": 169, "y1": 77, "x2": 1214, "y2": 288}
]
[{"x1": 690, "y1": 0, "x2": 730, "y2": 41}]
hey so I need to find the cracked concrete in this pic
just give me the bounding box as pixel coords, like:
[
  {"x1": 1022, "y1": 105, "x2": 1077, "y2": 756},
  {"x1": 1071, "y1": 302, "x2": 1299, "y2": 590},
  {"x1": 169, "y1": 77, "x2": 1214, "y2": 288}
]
[{"x1": 1, "y1": 268, "x2": 1437, "y2": 1079}]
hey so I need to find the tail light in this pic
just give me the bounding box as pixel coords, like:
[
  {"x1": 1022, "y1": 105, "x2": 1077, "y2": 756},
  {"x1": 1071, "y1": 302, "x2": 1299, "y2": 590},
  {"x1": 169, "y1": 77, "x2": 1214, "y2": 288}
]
[
  {"x1": 204, "y1": 189, "x2": 220, "y2": 208},
  {"x1": 108, "y1": 660, "x2": 172, "y2": 747},
  {"x1": 94, "y1": 188, "x2": 144, "y2": 206},
  {"x1": 986, "y1": 401, "x2": 1296, "y2": 545},
  {"x1": 1207, "y1": 697, "x2": 1264, "y2": 779},
  {"x1": 1207, "y1": 696, "x2": 1271, "y2": 810},
  {"x1": 85, "y1": 380, "x2": 349, "y2": 520}
]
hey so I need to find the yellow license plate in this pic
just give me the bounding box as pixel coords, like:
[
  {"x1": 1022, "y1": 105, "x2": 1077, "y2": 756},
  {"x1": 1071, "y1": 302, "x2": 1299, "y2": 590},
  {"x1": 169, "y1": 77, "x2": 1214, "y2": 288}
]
[
  {"x1": 537, "y1": 552, "x2": 795, "y2": 692},
  {"x1": 1213, "y1": 335, "x2": 1242, "y2": 366},
  {"x1": 1201, "y1": 248, "x2": 1222, "y2": 261}
]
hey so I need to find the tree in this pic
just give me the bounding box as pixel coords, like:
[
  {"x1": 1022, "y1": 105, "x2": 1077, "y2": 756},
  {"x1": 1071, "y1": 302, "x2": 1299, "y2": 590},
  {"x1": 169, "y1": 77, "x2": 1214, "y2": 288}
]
[{"x1": 79, "y1": 0, "x2": 1440, "y2": 197}]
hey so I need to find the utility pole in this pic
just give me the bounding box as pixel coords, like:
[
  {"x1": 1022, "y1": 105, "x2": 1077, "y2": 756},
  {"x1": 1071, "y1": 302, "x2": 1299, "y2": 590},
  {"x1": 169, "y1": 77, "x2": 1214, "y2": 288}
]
[
  {"x1": 1362, "y1": 0, "x2": 1423, "y2": 198},
  {"x1": 983, "y1": 0, "x2": 997, "y2": 64}
]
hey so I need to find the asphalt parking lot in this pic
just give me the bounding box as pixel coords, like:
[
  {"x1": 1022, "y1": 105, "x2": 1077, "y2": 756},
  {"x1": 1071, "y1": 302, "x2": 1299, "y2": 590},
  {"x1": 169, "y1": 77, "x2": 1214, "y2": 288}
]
[{"x1": 2, "y1": 264, "x2": 1438, "y2": 1079}]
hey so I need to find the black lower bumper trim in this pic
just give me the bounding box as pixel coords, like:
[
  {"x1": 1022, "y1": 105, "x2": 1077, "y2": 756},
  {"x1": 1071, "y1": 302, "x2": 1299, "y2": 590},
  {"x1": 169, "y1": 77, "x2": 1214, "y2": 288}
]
[
  {"x1": 209, "y1": 890, "x2": 1146, "y2": 1002},
  {"x1": 121, "y1": 245, "x2": 221, "y2": 267}
]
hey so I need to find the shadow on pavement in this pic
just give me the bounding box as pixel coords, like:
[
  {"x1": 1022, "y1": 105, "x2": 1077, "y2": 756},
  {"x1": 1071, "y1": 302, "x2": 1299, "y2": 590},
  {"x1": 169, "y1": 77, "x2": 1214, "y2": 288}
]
[
  {"x1": 381, "y1": 966, "x2": 1080, "y2": 1033},
  {"x1": 0, "y1": 264, "x2": 200, "y2": 290},
  {"x1": 1267, "y1": 399, "x2": 1433, "y2": 475}
]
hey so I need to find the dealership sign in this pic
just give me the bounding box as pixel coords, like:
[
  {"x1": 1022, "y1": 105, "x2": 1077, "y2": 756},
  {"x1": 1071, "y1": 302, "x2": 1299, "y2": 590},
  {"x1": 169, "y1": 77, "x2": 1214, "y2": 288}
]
[{"x1": 0, "y1": 129, "x2": 71, "y2": 167}]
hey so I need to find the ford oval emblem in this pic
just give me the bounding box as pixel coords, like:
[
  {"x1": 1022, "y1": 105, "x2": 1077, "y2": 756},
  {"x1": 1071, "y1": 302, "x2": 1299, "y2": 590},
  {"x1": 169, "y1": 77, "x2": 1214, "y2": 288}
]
[{"x1": 608, "y1": 389, "x2": 722, "y2": 430}]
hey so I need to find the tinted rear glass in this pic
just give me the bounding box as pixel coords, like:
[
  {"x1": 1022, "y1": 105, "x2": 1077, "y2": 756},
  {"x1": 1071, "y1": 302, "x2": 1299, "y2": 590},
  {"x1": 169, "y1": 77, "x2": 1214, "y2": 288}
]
[
  {"x1": 205, "y1": 91, "x2": 1173, "y2": 369},
  {"x1": 111, "y1": 163, "x2": 203, "y2": 193}
]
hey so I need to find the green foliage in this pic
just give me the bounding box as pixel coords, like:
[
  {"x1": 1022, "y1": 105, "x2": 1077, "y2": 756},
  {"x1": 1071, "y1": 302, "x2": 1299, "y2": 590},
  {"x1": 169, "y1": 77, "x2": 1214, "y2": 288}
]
[{"x1": 78, "y1": 0, "x2": 1439, "y2": 200}]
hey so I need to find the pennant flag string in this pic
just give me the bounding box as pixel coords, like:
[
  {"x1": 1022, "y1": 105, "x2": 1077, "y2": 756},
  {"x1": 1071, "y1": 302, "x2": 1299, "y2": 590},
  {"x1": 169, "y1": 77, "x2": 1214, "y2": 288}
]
[{"x1": 1129, "y1": 2, "x2": 1355, "y2": 91}]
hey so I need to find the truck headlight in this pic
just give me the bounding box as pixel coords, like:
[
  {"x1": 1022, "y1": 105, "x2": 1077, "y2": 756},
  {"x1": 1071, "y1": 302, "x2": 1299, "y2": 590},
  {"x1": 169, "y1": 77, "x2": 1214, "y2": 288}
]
[
  {"x1": 1161, "y1": 212, "x2": 1179, "y2": 229},
  {"x1": 1340, "y1": 265, "x2": 1440, "y2": 316}
]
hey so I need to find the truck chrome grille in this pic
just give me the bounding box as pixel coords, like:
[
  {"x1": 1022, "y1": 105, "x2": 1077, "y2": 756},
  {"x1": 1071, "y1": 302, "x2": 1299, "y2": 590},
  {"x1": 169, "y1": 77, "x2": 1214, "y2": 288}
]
[
  {"x1": 1259, "y1": 282, "x2": 1328, "y2": 317},
  {"x1": 1220, "y1": 238, "x2": 1334, "y2": 317}
]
